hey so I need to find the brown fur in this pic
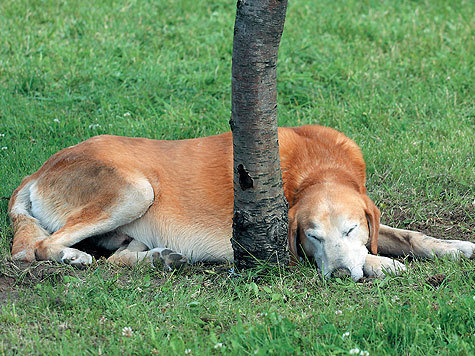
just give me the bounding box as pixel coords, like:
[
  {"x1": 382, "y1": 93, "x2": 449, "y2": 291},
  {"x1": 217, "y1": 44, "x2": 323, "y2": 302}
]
[
  {"x1": 9, "y1": 125, "x2": 472, "y2": 273},
  {"x1": 8, "y1": 125, "x2": 377, "y2": 262}
]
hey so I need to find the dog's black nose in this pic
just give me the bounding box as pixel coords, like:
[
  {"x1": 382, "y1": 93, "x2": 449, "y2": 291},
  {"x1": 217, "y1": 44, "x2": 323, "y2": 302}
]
[{"x1": 331, "y1": 267, "x2": 351, "y2": 279}]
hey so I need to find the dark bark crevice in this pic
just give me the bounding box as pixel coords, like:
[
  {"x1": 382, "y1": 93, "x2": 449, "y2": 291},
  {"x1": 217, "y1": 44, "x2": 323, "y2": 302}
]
[{"x1": 237, "y1": 164, "x2": 254, "y2": 190}]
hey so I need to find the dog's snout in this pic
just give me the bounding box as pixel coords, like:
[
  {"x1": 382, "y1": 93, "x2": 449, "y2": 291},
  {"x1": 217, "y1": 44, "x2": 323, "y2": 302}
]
[{"x1": 350, "y1": 269, "x2": 364, "y2": 282}]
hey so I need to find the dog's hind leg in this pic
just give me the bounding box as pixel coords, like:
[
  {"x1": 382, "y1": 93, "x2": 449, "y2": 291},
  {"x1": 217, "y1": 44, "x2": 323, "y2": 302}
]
[
  {"x1": 34, "y1": 179, "x2": 155, "y2": 268},
  {"x1": 107, "y1": 239, "x2": 188, "y2": 271},
  {"x1": 376, "y1": 224, "x2": 474, "y2": 259},
  {"x1": 10, "y1": 214, "x2": 50, "y2": 262},
  {"x1": 9, "y1": 181, "x2": 50, "y2": 262}
]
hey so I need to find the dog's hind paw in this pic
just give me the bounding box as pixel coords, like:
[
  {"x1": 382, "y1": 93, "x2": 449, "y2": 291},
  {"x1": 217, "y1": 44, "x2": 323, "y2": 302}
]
[
  {"x1": 60, "y1": 248, "x2": 93, "y2": 269},
  {"x1": 150, "y1": 248, "x2": 188, "y2": 271}
]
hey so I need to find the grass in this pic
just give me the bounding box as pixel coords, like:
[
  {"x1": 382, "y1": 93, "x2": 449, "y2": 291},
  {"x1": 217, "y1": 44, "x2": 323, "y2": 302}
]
[
  {"x1": 0, "y1": 0, "x2": 473, "y2": 354},
  {"x1": 0, "y1": 259, "x2": 474, "y2": 355}
]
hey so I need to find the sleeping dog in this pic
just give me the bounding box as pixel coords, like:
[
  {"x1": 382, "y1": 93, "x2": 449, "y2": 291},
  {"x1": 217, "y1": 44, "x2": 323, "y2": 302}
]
[{"x1": 8, "y1": 125, "x2": 474, "y2": 280}]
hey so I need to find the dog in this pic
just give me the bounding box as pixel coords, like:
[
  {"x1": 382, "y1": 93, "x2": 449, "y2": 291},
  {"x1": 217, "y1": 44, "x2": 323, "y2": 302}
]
[{"x1": 8, "y1": 125, "x2": 474, "y2": 280}]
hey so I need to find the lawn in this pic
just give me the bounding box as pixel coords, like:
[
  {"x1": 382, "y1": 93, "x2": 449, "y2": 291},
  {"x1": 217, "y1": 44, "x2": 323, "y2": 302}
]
[{"x1": 0, "y1": 0, "x2": 474, "y2": 355}]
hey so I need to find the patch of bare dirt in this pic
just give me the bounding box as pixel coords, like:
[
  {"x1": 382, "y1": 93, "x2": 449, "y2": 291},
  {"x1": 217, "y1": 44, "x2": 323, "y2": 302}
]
[
  {"x1": 0, "y1": 258, "x2": 226, "y2": 304},
  {"x1": 425, "y1": 274, "x2": 447, "y2": 288},
  {"x1": 379, "y1": 200, "x2": 474, "y2": 241},
  {"x1": 0, "y1": 259, "x2": 83, "y2": 304},
  {"x1": 0, "y1": 274, "x2": 17, "y2": 304}
]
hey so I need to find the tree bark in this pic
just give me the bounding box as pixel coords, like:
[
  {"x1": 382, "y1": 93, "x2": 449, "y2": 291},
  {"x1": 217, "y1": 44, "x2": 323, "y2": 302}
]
[{"x1": 230, "y1": 0, "x2": 289, "y2": 269}]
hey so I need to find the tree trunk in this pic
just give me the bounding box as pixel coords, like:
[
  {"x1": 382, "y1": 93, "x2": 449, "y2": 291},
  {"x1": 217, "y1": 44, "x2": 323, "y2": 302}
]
[{"x1": 230, "y1": 0, "x2": 289, "y2": 269}]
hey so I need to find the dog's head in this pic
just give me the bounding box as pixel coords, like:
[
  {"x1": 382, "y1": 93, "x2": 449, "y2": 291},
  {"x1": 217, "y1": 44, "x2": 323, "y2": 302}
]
[{"x1": 288, "y1": 183, "x2": 380, "y2": 281}]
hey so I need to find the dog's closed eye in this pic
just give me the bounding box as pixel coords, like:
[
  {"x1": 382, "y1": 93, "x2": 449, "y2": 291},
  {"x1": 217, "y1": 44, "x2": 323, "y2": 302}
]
[
  {"x1": 306, "y1": 233, "x2": 323, "y2": 243},
  {"x1": 343, "y1": 225, "x2": 358, "y2": 237}
]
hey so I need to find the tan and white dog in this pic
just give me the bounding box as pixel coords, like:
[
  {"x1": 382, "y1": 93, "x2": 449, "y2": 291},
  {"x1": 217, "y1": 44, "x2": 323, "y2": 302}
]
[{"x1": 8, "y1": 125, "x2": 474, "y2": 280}]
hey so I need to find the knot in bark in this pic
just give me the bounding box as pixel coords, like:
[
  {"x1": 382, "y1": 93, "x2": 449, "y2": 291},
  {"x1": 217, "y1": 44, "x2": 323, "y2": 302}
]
[{"x1": 237, "y1": 164, "x2": 254, "y2": 190}]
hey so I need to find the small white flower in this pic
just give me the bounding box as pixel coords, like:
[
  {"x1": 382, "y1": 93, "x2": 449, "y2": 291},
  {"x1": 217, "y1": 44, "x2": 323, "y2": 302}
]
[
  {"x1": 360, "y1": 351, "x2": 369, "y2": 356},
  {"x1": 1, "y1": 146, "x2": 7, "y2": 150},
  {"x1": 391, "y1": 296, "x2": 400, "y2": 303},
  {"x1": 124, "y1": 112, "x2": 131, "y2": 117},
  {"x1": 89, "y1": 123, "x2": 101, "y2": 129},
  {"x1": 447, "y1": 299, "x2": 453, "y2": 305},
  {"x1": 335, "y1": 310, "x2": 343, "y2": 315},
  {"x1": 349, "y1": 349, "x2": 360, "y2": 354},
  {"x1": 214, "y1": 343, "x2": 223, "y2": 349},
  {"x1": 472, "y1": 295, "x2": 475, "y2": 301},
  {"x1": 53, "y1": 119, "x2": 60, "y2": 123},
  {"x1": 342, "y1": 332, "x2": 350, "y2": 338},
  {"x1": 122, "y1": 326, "x2": 133, "y2": 337},
  {"x1": 0, "y1": 133, "x2": 5, "y2": 137},
  {"x1": 184, "y1": 349, "x2": 192, "y2": 354}
]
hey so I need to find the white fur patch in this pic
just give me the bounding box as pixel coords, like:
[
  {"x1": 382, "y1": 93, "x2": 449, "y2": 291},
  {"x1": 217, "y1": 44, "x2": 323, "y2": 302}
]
[
  {"x1": 60, "y1": 248, "x2": 93, "y2": 266},
  {"x1": 303, "y1": 220, "x2": 369, "y2": 281},
  {"x1": 29, "y1": 182, "x2": 66, "y2": 233},
  {"x1": 119, "y1": 214, "x2": 233, "y2": 263},
  {"x1": 10, "y1": 181, "x2": 35, "y2": 216},
  {"x1": 364, "y1": 255, "x2": 406, "y2": 278}
]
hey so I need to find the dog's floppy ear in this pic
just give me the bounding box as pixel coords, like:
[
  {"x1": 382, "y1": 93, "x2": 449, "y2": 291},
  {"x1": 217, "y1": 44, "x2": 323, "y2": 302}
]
[
  {"x1": 363, "y1": 195, "x2": 380, "y2": 255},
  {"x1": 288, "y1": 206, "x2": 299, "y2": 265}
]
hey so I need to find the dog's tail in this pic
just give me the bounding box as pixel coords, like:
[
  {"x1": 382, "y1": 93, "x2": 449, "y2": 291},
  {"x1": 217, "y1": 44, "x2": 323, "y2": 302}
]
[{"x1": 8, "y1": 179, "x2": 50, "y2": 262}]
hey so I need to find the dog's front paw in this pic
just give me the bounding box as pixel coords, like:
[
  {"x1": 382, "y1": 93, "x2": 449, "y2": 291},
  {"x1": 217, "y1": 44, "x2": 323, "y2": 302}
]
[
  {"x1": 60, "y1": 248, "x2": 93, "y2": 269},
  {"x1": 151, "y1": 248, "x2": 188, "y2": 271},
  {"x1": 442, "y1": 240, "x2": 475, "y2": 259},
  {"x1": 364, "y1": 255, "x2": 406, "y2": 278}
]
